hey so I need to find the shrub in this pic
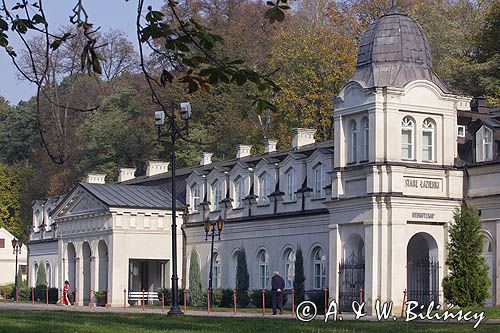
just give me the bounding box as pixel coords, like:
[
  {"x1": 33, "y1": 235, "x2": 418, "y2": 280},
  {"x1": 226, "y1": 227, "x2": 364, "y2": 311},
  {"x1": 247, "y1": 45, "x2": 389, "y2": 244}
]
[
  {"x1": 294, "y1": 246, "x2": 306, "y2": 305},
  {"x1": 48, "y1": 288, "x2": 58, "y2": 304},
  {"x1": 157, "y1": 288, "x2": 171, "y2": 306},
  {"x1": 189, "y1": 248, "x2": 203, "y2": 306},
  {"x1": 210, "y1": 288, "x2": 222, "y2": 307},
  {"x1": 250, "y1": 289, "x2": 288, "y2": 308},
  {"x1": 35, "y1": 285, "x2": 47, "y2": 302},
  {"x1": 307, "y1": 290, "x2": 328, "y2": 313},
  {"x1": 36, "y1": 264, "x2": 47, "y2": 287},
  {"x1": 10, "y1": 287, "x2": 31, "y2": 301},
  {"x1": 236, "y1": 248, "x2": 250, "y2": 307},
  {"x1": 220, "y1": 289, "x2": 234, "y2": 308}
]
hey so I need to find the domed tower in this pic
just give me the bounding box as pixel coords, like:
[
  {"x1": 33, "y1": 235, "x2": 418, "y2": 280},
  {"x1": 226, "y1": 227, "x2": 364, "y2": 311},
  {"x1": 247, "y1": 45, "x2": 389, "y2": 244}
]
[{"x1": 327, "y1": 3, "x2": 471, "y2": 316}]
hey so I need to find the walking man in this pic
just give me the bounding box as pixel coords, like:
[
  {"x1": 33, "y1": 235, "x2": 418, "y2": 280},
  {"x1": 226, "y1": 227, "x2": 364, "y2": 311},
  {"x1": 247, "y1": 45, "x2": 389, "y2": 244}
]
[{"x1": 271, "y1": 271, "x2": 285, "y2": 315}]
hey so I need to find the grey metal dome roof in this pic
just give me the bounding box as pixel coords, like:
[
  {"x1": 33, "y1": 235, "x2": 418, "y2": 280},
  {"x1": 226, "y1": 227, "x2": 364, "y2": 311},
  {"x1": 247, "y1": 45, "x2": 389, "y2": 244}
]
[{"x1": 349, "y1": 10, "x2": 450, "y2": 93}]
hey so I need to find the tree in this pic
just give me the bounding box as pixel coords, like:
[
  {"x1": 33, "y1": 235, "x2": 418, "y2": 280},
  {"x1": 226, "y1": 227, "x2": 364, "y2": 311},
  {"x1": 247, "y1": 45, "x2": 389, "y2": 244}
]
[
  {"x1": 36, "y1": 263, "x2": 47, "y2": 287},
  {"x1": 442, "y1": 201, "x2": 490, "y2": 307},
  {"x1": 188, "y1": 248, "x2": 203, "y2": 306},
  {"x1": 293, "y1": 245, "x2": 305, "y2": 305},
  {"x1": 236, "y1": 247, "x2": 250, "y2": 306}
]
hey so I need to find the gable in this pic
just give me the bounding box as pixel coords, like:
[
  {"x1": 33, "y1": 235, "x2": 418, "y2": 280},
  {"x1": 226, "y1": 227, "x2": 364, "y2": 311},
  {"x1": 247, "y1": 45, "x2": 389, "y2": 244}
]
[{"x1": 52, "y1": 187, "x2": 108, "y2": 219}]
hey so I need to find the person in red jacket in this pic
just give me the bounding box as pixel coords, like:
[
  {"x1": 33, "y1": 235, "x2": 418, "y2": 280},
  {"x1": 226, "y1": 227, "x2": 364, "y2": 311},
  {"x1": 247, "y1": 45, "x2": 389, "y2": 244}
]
[{"x1": 63, "y1": 280, "x2": 70, "y2": 306}]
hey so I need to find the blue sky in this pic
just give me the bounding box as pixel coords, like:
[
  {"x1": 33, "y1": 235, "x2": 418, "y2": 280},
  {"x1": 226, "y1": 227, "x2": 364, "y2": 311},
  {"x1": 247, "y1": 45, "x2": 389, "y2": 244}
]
[{"x1": 0, "y1": 0, "x2": 164, "y2": 105}]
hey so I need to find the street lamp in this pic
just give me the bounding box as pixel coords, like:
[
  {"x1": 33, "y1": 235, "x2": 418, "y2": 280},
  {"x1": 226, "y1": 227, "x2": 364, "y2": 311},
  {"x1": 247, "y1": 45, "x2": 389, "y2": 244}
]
[
  {"x1": 204, "y1": 216, "x2": 224, "y2": 303},
  {"x1": 12, "y1": 238, "x2": 22, "y2": 290},
  {"x1": 155, "y1": 100, "x2": 192, "y2": 315}
]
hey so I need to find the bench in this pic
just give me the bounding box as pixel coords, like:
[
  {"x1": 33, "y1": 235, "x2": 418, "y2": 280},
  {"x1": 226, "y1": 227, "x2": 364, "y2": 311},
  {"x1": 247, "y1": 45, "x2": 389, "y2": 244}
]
[{"x1": 128, "y1": 291, "x2": 159, "y2": 305}]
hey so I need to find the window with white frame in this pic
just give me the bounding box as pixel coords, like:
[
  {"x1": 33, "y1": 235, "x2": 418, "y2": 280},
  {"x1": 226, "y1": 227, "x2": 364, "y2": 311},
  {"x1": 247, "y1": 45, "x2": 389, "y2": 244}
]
[
  {"x1": 258, "y1": 172, "x2": 270, "y2": 204},
  {"x1": 349, "y1": 120, "x2": 358, "y2": 163},
  {"x1": 313, "y1": 164, "x2": 325, "y2": 198},
  {"x1": 211, "y1": 253, "x2": 221, "y2": 288},
  {"x1": 283, "y1": 248, "x2": 295, "y2": 289},
  {"x1": 233, "y1": 177, "x2": 244, "y2": 208},
  {"x1": 211, "y1": 180, "x2": 222, "y2": 210},
  {"x1": 285, "y1": 169, "x2": 296, "y2": 201},
  {"x1": 45, "y1": 262, "x2": 51, "y2": 287},
  {"x1": 422, "y1": 118, "x2": 435, "y2": 162},
  {"x1": 476, "y1": 126, "x2": 494, "y2": 162},
  {"x1": 402, "y1": 117, "x2": 415, "y2": 160},
  {"x1": 313, "y1": 247, "x2": 326, "y2": 289},
  {"x1": 191, "y1": 184, "x2": 200, "y2": 212},
  {"x1": 362, "y1": 118, "x2": 369, "y2": 161},
  {"x1": 258, "y1": 250, "x2": 270, "y2": 289}
]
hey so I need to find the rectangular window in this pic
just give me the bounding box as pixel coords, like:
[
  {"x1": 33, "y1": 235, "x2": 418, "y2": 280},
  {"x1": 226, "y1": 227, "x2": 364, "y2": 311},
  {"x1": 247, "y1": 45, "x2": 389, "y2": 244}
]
[
  {"x1": 259, "y1": 263, "x2": 269, "y2": 289},
  {"x1": 258, "y1": 174, "x2": 270, "y2": 204},
  {"x1": 191, "y1": 186, "x2": 200, "y2": 212},
  {"x1": 363, "y1": 127, "x2": 369, "y2": 160},
  {"x1": 211, "y1": 182, "x2": 221, "y2": 210},
  {"x1": 422, "y1": 130, "x2": 433, "y2": 161},
  {"x1": 286, "y1": 171, "x2": 296, "y2": 201},
  {"x1": 402, "y1": 129, "x2": 413, "y2": 159},
  {"x1": 485, "y1": 128, "x2": 493, "y2": 161},
  {"x1": 314, "y1": 165, "x2": 325, "y2": 198},
  {"x1": 0, "y1": 238, "x2": 4, "y2": 248},
  {"x1": 234, "y1": 178, "x2": 244, "y2": 208},
  {"x1": 20, "y1": 265, "x2": 27, "y2": 274}
]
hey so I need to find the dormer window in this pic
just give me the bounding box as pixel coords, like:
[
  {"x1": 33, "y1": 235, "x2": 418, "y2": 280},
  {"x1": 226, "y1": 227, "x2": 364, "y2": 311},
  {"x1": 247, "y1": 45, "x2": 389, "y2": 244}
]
[
  {"x1": 476, "y1": 126, "x2": 494, "y2": 162},
  {"x1": 258, "y1": 172, "x2": 270, "y2": 204},
  {"x1": 190, "y1": 184, "x2": 200, "y2": 212},
  {"x1": 210, "y1": 180, "x2": 222, "y2": 211},
  {"x1": 422, "y1": 118, "x2": 435, "y2": 162},
  {"x1": 285, "y1": 169, "x2": 296, "y2": 202},
  {"x1": 402, "y1": 116, "x2": 415, "y2": 160},
  {"x1": 348, "y1": 120, "x2": 358, "y2": 163},
  {"x1": 362, "y1": 118, "x2": 369, "y2": 161},
  {"x1": 233, "y1": 177, "x2": 244, "y2": 208},
  {"x1": 313, "y1": 164, "x2": 326, "y2": 198}
]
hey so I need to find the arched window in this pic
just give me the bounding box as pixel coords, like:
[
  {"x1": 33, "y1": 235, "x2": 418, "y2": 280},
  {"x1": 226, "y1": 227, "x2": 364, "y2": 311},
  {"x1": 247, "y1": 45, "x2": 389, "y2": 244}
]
[
  {"x1": 258, "y1": 172, "x2": 270, "y2": 204},
  {"x1": 234, "y1": 177, "x2": 244, "y2": 208},
  {"x1": 285, "y1": 169, "x2": 296, "y2": 202},
  {"x1": 45, "y1": 262, "x2": 51, "y2": 287},
  {"x1": 313, "y1": 164, "x2": 325, "y2": 198},
  {"x1": 283, "y1": 248, "x2": 296, "y2": 289},
  {"x1": 476, "y1": 126, "x2": 494, "y2": 162},
  {"x1": 258, "y1": 250, "x2": 270, "y2": 289},
  {"x1": 211, "y1": 180, "x2": 222, "y2": 211},
  {"x1": 362, "y1": 118, "x2": 369, "y2": 161},
  {"x1": 349, "y1": 120, "x2": 358, "y2": 163},
  {"x1": 312, "y1": 247, "x2": 326, "y2": 289},
  {"x1": 191, "y1": 183, "x2": 200, "y2": 212},
  {"x1": 211, "y1": 253, "x2": 221, "y2": 288},
  {"x1": 422, "y1": 119, "x2": 435, "y2": 162},
  {"x1": 483, "y1": 237, "x2": 493, "y2": 253},
  {"x1": 402, "y1": 117, "x2": 415, "y2": 160}
]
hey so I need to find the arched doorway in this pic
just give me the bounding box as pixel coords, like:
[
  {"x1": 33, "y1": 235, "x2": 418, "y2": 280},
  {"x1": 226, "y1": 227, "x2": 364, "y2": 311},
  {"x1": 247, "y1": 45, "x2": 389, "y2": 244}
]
[
  {"x1": 82, "y1": 242, "x2": 91, "y2": 304},
  {"x1": 406, "y1": 233, "x2": 439, "y2": 307},
  {"x1": 97, "y1": 240, "x2": 108, "y2": 292},
  {"x1": 482, "y1": 234, "x2": 494, "y2": 306},
  {"x1": 339, "y1": 234, "x2": 365, "y2": 312},
  {"x1": 67, "y1": 243, "x2": 76, "y2": 292}
]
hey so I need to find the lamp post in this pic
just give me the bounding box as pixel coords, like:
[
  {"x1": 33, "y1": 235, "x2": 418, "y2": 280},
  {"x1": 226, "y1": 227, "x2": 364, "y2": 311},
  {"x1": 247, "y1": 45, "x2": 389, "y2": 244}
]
[
  {"x1": 204, "y1": 216, "x2": 224, "y2": 303},
  {"x1": 155, "y1": 100, "x2": 192, "y2": 315},
  {"x1": 12, "y1": 238, "x2": 22, "y2": 290}
]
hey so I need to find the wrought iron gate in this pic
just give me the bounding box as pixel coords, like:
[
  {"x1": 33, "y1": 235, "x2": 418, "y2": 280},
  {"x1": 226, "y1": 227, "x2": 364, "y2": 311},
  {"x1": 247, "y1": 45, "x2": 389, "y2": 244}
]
[
  {"x1": 339, "y1": 254, "x2": 365, "y2": 312},
  {"x1": 407, "y1": 257, "x2": 439, "y2": 307}
]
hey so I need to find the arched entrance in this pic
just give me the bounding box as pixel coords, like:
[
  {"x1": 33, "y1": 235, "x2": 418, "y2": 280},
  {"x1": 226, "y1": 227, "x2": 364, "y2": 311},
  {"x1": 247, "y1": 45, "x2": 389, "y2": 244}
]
[
  {"x1": 67, "y1": 243, "x2": 76, "y2": 292},
  {"x1": 482, "y1": 234, "x2": 494, "y2": 306},
  {"x1": 97, "y1": 240, "x2": 108, "y2": 292},
  {"x1": 339, "y1": 234, "x2": 365, "y2": 312},
  {"x1": 82, "y1": 242, "x2": 91, "y2": 304},
  {"x1": 407, "y1": 233, "x2": 439, "y2": 307}
]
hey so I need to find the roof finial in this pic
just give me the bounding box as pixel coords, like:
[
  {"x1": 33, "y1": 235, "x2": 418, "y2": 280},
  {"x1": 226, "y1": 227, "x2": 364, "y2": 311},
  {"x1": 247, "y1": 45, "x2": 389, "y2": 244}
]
[{"x1": 390, "y1": 0, "x2": 399, "y2": 13}]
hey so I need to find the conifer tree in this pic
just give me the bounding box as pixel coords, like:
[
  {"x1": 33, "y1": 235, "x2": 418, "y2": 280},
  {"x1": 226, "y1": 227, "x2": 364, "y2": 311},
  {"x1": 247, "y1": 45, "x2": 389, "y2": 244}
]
[
  {"x1": 293, "y1": 246, "x2": 305, "y2": 304},
  {"x1": 443, "y1": 201, "x2": 490, "y2": 306},
  {"x1": 236, "y1": 248, "x2": 250, "y2": 306},
  {"x1": 188, "y1": 248, "x2": 203, "y2": 306},
  {"x1": 36, "y1": 263, "x2": 47, "y2": 287}
]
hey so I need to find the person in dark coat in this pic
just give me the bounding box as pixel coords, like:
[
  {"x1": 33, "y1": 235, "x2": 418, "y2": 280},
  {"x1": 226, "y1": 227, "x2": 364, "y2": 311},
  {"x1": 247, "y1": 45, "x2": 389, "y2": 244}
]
[{"x1": 271, "y1": 271, "x2": 285, "y2": 315}]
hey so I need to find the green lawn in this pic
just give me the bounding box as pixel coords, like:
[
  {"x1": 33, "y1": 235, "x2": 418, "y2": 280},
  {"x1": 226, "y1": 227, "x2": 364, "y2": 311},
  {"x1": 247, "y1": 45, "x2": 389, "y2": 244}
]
[{"x1": 0, "y1": 309, "x2": 498, "y2": 333}]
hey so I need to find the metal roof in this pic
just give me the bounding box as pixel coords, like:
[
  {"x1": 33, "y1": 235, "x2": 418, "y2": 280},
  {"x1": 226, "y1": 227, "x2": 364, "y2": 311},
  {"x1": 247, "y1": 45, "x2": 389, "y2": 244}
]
[
  {"x1": 350, "y1": 11, "x2": 450, "y2": 93},
  {"x1": 80, "y1": 182, "x2": 182, "y2": 209}
]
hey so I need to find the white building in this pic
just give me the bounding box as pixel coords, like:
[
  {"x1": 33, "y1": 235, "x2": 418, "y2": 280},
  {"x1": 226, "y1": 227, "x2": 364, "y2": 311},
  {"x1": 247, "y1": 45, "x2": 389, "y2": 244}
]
[
  {"x1": 28, "y1": 7, "x2": 499, "y2": 312},
  {"x1": 0, "y1": 227, "x2": 27, "y2": 286}
]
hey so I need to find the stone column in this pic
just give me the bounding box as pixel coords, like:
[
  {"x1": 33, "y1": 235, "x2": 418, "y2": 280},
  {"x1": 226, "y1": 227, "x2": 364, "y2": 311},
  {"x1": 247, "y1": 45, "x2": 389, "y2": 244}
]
[
  {"x1": 75, "y1": 257, "x2": 83, "y2": 306},
  {"x1": 328, "y1": 224, "x2": 341, "y2": 303},
  {"x1": 90, "y1": 256, "x2": 98, "y2": 294}
]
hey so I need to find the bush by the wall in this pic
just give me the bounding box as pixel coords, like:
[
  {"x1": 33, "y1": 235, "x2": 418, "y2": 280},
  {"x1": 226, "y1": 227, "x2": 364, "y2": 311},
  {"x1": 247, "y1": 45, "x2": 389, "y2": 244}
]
[
  {"x1": 48, "y1": 288, "x2": 58, "y2": 304},
  {"x1": 35, "y1": 285, "x2": 47, "y2": 302},
  {"x1": 306, "y1": 290, "x2": 328, "y2": 313},
  {"x1": 220, "y1": 289, "x2": 234, "y2": 307},
  {"x1": 250, "y1": 289, "x2": 288, "y2": 308}
]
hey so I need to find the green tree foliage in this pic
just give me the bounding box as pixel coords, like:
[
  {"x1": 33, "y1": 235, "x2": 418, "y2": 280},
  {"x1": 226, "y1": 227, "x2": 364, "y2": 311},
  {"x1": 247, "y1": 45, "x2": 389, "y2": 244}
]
[
  {"x1": 293, "y1": 246, "x2": 305, "y2": 305},
  {"x1": 36, "y1": 264, "x2": 47, "y2": 287},
  {"x1": 188, "y1": 248, "x2": 203, "y2": 306},
  {"x1": 443, "y1": 202, "x2": 490, "y2": 307},
  {"x1": 236, "y1": 247, "x2": 250, "y2": 306}
]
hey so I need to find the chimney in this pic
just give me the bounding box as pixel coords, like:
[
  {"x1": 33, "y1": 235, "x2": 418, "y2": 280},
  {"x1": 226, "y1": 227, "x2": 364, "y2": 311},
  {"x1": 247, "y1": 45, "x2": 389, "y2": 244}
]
[
  {"x1": 146, "y1": 160, "x2": 170, "y2": 177},
  {"x1": 200, "y1": 152, "x2": 214, "y2": 166},
  {"x1": 118, "y1": 167, "x2": 136, "y2": 182},
  {"x1": 264, "y1": 139, "x2": 278, "y2": 153},
  {"x1": 471, "y1": 96, "x2": 491, "y2": 114},
  {"x1": 292, "y1": 128, "x2": 316, "y2": 149},
  {"x1": 236, "y1": 144, "x2": 252, "y2": 159},
  {"x1": 86, "y1": 173, "x2": 106, "y2": 184}
]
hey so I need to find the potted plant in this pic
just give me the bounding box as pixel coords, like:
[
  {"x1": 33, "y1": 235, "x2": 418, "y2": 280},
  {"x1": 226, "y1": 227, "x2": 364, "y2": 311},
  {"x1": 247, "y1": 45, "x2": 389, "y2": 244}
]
[{"x1": 93, "y1": 291, "x2": 107, "y2": 307}]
